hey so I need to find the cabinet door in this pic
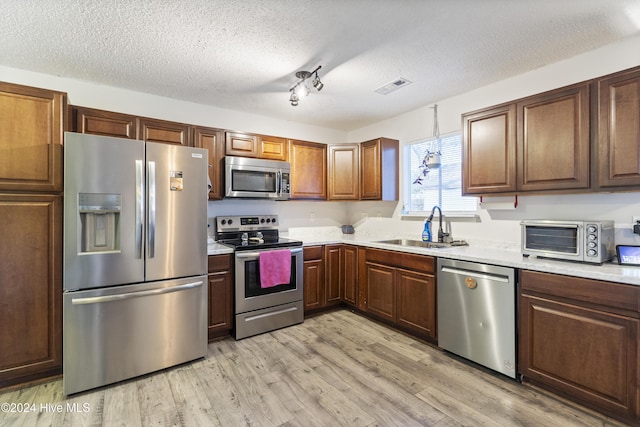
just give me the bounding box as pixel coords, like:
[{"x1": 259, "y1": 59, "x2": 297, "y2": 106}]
[
  {"x1": 360, "y1": 138, "x2": 399, "y2": 201},
  {"x1": 207, "y1": 254, "x2": 233, "y2": 340},
  {"x1": 73, "y1": 106, "x2": 136, "y2": 139},
  {"x1": 289, "y1": 139, "x2": 327, "y2": 199},
  {"x1": 328, "y1": 144, "x2": 359, "y2": 200},
  {"x1": 365, "y1": 262, "x2": 395, "y2": 322},
  {"x1": 517, "y1": 84, "x2": 590, "y2": 191},
  {"x1": 138, "y1": 117, "x2": 191, "y2": 146},
  {"x1": 194, "y1": 126, "x2": 225, "y2": 200},
  {"x1": 303, "y1": 259, "x2": 324, "y2": 312},
  {"x1": 520, "y1": 294, "x2": 638, "y2": 419},
  {"x1": 598, "y1": 68, "x2": 640, "y2": 188},
  {"x1": 462, "y1": 104, "x2": 517, "y2": 194},
  {"x1": 0, "y1": 194, "x2": 62, "y2": 387},
  {"x1": 0, "y1": 82, "x2": 65, "y2": 192},
  {"x1": 259, "y1": 135, "x2": 288, "y2": 161},
  {"x1": 225, "y1": 131, "x2": 258, "y2": 157},
  {"x1": 324, "y1": 245, "x2": 343, "y2": 306},
  {"x1": 396, "y1": 269, "x2": 436, "y2": 338},
  {"x1": 342, "y1": 245, "x2": 359, "y2": 307}
]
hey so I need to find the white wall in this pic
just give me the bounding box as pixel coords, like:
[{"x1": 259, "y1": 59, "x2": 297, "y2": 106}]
[{"x1": 347, "y1": 34, "x2": 640, "y2": 245}]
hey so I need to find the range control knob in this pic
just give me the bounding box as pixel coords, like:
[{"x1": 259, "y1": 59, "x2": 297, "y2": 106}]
[
  {"x1": 272, "y1": 217, "x2": 277, "y2": 223},
  {"x1": 227, "y1": 219, "x2": 233, "y2": 226},
  {"x1": 261, "y1": 218, "x2": 265, "y2": 223}
]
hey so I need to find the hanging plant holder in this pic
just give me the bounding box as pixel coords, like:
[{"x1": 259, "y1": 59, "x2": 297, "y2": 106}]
[{"x1": 413, "y1": 104, "x2": 442, "y2": 185}]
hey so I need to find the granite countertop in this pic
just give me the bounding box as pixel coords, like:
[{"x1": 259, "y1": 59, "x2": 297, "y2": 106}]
[
  {"x1": 288, "y1": 230, "x2": 640, "y2": 287},
  {"x1": 207, "y1": 242, "x2": 234, "y2": 256}
]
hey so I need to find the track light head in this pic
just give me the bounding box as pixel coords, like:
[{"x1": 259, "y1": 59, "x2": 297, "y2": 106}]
[{"x1": 312, "y1": 75, "x2": 323, "y2": 91}]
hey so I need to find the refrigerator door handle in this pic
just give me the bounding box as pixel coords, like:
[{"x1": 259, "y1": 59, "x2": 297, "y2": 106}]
[
  {"x1": 148, "y1": 160, "x2": 156, "y2": 258},
  {"x1": 135, "y1": 160, "x2": 144, "y2": 259},
  {"x1": 70, "y1": 280, "x2": 204, "y2": 305}
]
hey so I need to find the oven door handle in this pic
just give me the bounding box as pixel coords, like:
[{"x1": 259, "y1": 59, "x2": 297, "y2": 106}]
[{"x1": 236, "y1": 247, "x2": 303, "y2": 259}]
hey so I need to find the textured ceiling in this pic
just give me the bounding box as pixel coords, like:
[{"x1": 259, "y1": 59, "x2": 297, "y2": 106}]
[{"x1": 2, "y1": 0, "x2": 640, "y2": 131}]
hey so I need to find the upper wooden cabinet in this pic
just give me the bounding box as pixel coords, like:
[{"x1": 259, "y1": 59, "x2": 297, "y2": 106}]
[
  {"x1": 289, "y1": 139, "x2": 327, "y2": 199},
  {"x1": 225, "y1": 131, "x2": 258, "y2": 157},
  {"x1": 463, "y1": 83, "x2": 590, "y2": 195},
  {"x1": 73, "y1": 106, "x2": 137, "y2": 139},
  {"x1": 71, "y1": 106, "x2": 191, "y2": 145},
  {"x1": 517, "y1": 84, "x2": 590, "y2": 192},
  {"x1": 328, "y1": 144, "x2": 360, "y2": 200},
  {"x1": 225, "y1": 131, "x2": 288, "y2": 160},
  {"x1": 360, "y1": 137, "x2": 399, "y2": 200},
  {"x1": 193, "y1": 126, "x2": 225, "y2": 200},
  {"x1": 0, "y1": 82, "x2": 66, "y2": 192},
  {"x1": 259, "y1": 135, "x2": 288, "y2": 161},
  {"x1": 597, "y1": 67, "x2": 640, "y2": 189},
  {"x1": 463, "y1": 104, "x2": 517, "y2": 194},
  {"x1": 138, "y1": 117, "x2": 191, "y2": 146}
]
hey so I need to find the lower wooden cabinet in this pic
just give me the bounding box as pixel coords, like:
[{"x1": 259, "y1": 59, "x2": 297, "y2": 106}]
[
  {"x1": 0, "y1": 194, "x2": 62, "y2": 388},
  {"x1": 207, "y1": 254, "x2": 233, "y2": 340},
  {"x1": 363, "y1": 248, "x2": 436, "y2": 340},
  {"x1": 303, "y1": 246, "x2": 325, "y2": 313},
  {"x1": 519, "y1": 270, "x2": 640, "y2": 423},
  {"x1": 342, "y1": 245, "x2": 359, "y2": 307}
]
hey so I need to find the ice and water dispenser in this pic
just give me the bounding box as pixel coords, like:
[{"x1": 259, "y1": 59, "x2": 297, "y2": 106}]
[{"x1": 78, "y1": 193, "x2": 121, "y2": 253}]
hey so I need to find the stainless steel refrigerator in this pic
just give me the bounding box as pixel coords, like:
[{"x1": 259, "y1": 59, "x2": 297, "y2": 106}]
[{"x1": 62, "y1": 132, "x2": 208, "y2": 395}]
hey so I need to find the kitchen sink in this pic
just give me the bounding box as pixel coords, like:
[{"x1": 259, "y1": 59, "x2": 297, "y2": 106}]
[{"x1": 374, "y1": 239, "x2": 468, "y2": 249}]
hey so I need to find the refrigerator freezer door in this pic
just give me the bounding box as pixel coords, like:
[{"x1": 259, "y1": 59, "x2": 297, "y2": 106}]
[
  {"x1": 145, "y1": 143, "x2": 208, "y2": 281},
  {"x1": 64, "y1": 132, "x2": 145, "y2": 291},
  {"x1": 63, "y1": 275, "x2": 208, "y2": 395}
]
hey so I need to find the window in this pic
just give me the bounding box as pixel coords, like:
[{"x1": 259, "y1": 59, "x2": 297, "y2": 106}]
[{"x1": 404, "y1": 131, "x2": 477, "y2": 215}]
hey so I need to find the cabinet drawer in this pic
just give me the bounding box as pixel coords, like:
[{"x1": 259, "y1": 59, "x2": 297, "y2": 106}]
[
  {"x1": 304, "y1": 245, "x2": 324, "y2": 261},
  {"x1": 521, "y1": 270, "x2": 640, "y2": 315},
  {"x1": 208, "y1": 254, "x2": 232, "y2": 273},
  {"x1": 365, "y1": 248, "x2": 434, "y2": 274}
]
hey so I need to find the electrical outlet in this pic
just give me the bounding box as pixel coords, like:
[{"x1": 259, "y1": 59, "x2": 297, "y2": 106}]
[
  {"x1": 376, "y1": 212, "x2": 382, "y2": 221},
  {"x1": 309, "y1": 212, "x2": 315, "y2": 222}
]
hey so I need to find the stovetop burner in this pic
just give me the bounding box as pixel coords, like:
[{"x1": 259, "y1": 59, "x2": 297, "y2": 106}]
[{"x1": 214, "y1": 215, "x2": 302, "y2": 251}]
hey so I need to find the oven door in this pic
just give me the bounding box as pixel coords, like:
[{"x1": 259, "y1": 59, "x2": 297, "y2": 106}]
[{"x1": 235, "y1": 246, "x2": 303, "y2": 314}]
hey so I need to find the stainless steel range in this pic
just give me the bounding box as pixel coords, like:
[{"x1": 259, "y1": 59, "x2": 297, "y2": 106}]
[{"x1": 215, "y1": 215, "x2": 303, "y2": 339}]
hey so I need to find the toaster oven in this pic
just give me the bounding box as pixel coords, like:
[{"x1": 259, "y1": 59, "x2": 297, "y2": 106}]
[{"x1": 521, "y1": 220, "x2": 615, "y2": 264}]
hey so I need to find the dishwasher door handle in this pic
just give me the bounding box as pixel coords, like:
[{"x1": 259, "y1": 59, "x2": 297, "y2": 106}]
[{"x1": 440, "y1": 266, "x2": 510, "y2": 283}]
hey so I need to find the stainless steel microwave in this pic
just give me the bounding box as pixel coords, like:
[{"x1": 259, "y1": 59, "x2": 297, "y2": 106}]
[
  {"x1": 521, "y1": 220, "x2": 615, "y2": 264},
  {"x1": 224, "y1": 156, "x2": 291, "y2": 200}
]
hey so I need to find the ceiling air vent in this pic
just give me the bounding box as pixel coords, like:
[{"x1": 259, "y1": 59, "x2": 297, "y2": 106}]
[{"x1": 374, "y1": 77, "x2": 413, "y2": 95}]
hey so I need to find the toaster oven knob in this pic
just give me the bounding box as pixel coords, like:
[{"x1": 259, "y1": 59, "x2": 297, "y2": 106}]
[
  {"x1": 587, "y1": 234, "x2": 597, "y2": 240},
  {"x1": 587, "y1": 225, "x2": 597, "y2": 233},
  {"x1": 587, "y1": 249, "x2": 597, "y2": 257},
  {"x1": 588, "y1": 241, "x2": 597, "y2": 248}
]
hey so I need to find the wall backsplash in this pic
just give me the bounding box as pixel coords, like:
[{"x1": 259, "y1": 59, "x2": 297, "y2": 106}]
[{"x1": 208, "y1": 193, "x2": 640, "y2": 247}]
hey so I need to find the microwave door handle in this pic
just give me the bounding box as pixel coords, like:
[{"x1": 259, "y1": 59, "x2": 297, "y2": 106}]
[{"x1": 277, "y1": 170, "x2": 281, "y2": 196}]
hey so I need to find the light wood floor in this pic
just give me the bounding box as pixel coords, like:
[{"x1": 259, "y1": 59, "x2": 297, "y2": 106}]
[{"x1": 0, "y1": 310, "x2": 632, "y2": 426}]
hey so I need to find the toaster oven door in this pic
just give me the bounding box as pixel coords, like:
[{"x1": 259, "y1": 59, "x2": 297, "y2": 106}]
[{"x1": 521, "y1": 222, "x2": 583, "y2": 261}]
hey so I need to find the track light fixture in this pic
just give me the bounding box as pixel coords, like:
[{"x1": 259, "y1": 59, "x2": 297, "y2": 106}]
[{"x1": 289, "y1": 65, "x2": 323, "y2": 106}]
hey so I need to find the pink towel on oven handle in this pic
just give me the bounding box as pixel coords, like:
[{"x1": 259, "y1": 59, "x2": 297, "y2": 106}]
[{"x1": 259, "y1": 249, "x2": 291, "y2": 288}]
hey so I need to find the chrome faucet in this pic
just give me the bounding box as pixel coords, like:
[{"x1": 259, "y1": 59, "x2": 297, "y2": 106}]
[{"x1": 428, "y1": 205, "x2": 448, "y2": 243}]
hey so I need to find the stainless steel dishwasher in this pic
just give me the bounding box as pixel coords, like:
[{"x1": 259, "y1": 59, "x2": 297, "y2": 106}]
[{"x1": 437, "y1": 258, "x2": 517, "y2": 379}]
